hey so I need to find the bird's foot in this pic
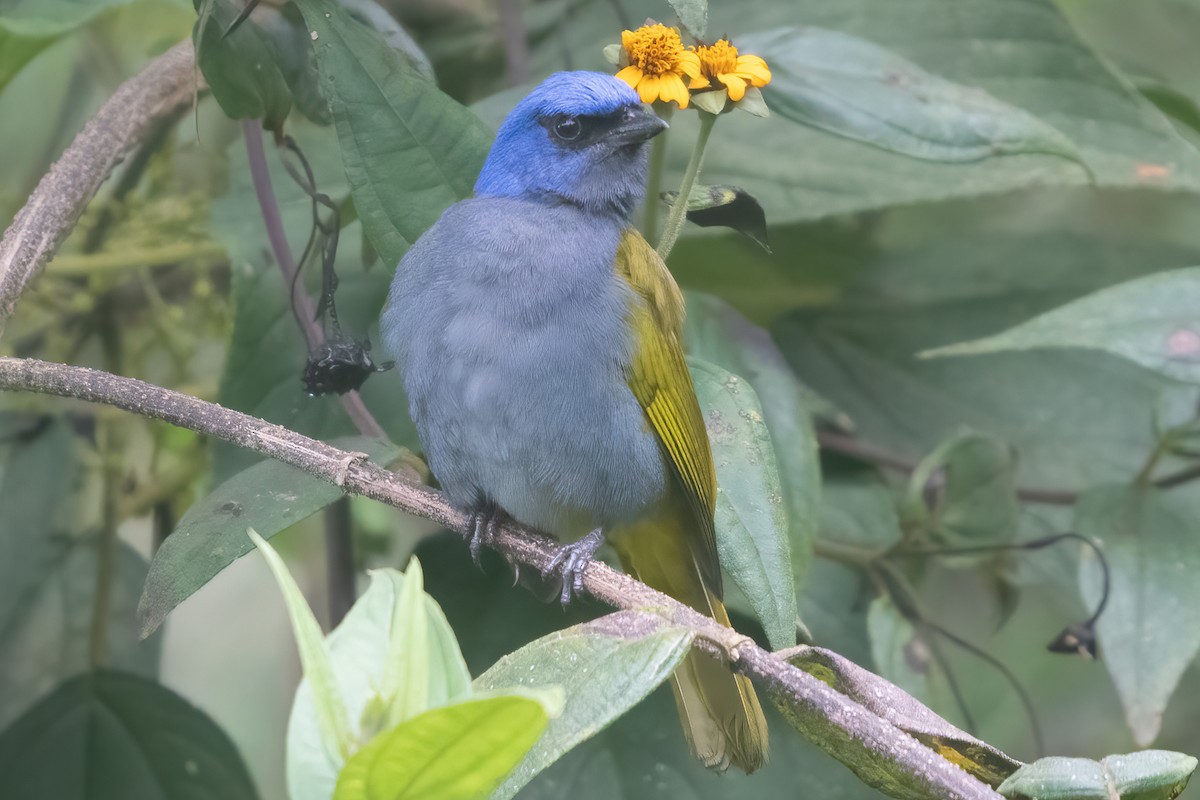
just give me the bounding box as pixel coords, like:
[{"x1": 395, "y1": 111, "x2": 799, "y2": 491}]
[
  {"x1": 466, "y1": 505, "x2": 506, "y2": 567},
  {"x1": 542, "y1": 528, "x2": 604, "y2": 606}
]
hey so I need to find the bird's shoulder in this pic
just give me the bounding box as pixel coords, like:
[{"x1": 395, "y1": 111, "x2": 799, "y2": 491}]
[{"x1": 613, "y1": 227, "x2": 686, "y2": 335}]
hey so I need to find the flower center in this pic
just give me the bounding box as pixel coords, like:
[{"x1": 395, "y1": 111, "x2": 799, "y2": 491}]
[
  {"x1": 625, "y1": 23, "x2": 685, "y2": 75},
  {"x1": 696, "y1": 39, "x2": 739, "y2": 76}
]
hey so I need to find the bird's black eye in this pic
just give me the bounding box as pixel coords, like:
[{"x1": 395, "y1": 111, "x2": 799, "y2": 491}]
[{"x1": 553, "y1": 117, "x2": 582, "y2": 141}]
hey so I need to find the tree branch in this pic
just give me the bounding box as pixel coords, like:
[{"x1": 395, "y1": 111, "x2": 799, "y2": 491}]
[
  {"x1": 0, "y1": 355, "x2": 1001, "y2": 800},
  {"x1": 0, "y1": 39, "x2": 199, "y2": 338}
]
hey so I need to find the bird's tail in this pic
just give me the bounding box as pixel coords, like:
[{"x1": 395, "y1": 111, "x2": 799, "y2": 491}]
[{"x1": 610, "y1": 516, "x2": 769, "y2": 773}]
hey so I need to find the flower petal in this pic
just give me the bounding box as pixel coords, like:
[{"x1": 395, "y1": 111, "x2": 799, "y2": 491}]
[
  {"x1": 637, "y1": 74, "x2": 662, "y2": 103},
  {"x1": 719, "y1": 72, "x2": 747, "y2": 101},
  {"x1": 622, "y1": 30, "x2": 635, "y2": 51},
  {"x1": 615, "y1": 65, "x2": 644, "y2": 90},
  {"x1": 662, "y1": 73, "x2": 689, "y2": 108},
  {"x1": 689, "y1": 73, "x2": 712, "y2": 90},
  {"x1": 735, "y1": 55, "x2": 772, "y2": 86},
  {"x1": 677, "y1": 49, "x2": 702, "y2": 79}
]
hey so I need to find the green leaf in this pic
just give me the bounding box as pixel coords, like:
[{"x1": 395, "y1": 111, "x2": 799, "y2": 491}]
[
  {"x1": 249, "y1": 528, "x2": 355, "y2": 765},
  {"x1": 194, "y1": 0, "x2": 293, "y2": 131},
  {"x1": 0, "y1": 669, "x2": 258, "y2": 799},
  {"x1": 819, "y1": 465, "x2": 902, "y2": 551},
  {"x1": 664, "y1": 0, "x2": 707, "y2": 38},
  {"x1": 662, "y1": 185, "x2": 770, "y2": 252},
  {"x1": 333, "y1": 695, "x2": 549, "y2": 800},
  {"x1": 0, "y1": 0, "x2": 135, "y2": 93},
  {"x1": 923, "y1": 267, "x2": 1200, "y2": 384},
  {"x1": 907, "y1": 430, "x2": 1019, "y2": 548},
  {"x1": 742, "y1": 27, "x2": 1084, "y2": 168},
  {"x1": 475, "y1": 610, "x2": 693, "y2": 799},
  {"x1": 998, "y1": 751, "x2": 1197, "y2": 800},
  {"x1": 287, "y1": 563, "x2": 472, "y2": 799},
  {"x1": 867, "y1": 596, "x2": 958, "y2": 718},
  {"x1": 683, "y1": 293, "x2": 822, "y2": 591},
  {"x1": 138, "y1": 435, "x2": 401, "y2": 637},
  {"x1": 415, "y1": 534, "x2": 886, "y2": 800},
  {"x1": 1075, "y1": 487, "x2": 1200, "y2": 746},
  {"x1": 689, "y1": 358, "x2": 797, "y2": 651},
  {"x1": 290, "y1": 0, "x2": 491, "y2": 267},
  {"x1": 0, "y1": 415, "x2": 78, "y2": 627},
  {"x1": 0, "y1": 538, "x2": 159, "y2": 730},
  {"x1": 787, "y1": 645, "x2": 1022, "y2": 787},
  {"x1": 768, "y1": 228, "x2": 1199, "y2": 492}
]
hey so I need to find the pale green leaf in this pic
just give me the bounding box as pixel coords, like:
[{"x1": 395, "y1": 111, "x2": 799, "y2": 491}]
[
  {"x1": 907, "y1": 430, "x2": 1019, "y2": 548},
  {"x1": 1075, "y1": 487, "x2": 1200, "y2": 745},
  {"x1": 287, "y1": 563, "x2": 472, "y2": 800},
  {"x1": 475, "y1": 610, "x2": 693, "y2": 799},
  {"x1": 742, "y1": 27, "x2": 1084, "y2": 168},
  {"x1": 689, "y1": 358, "x2": 796, "y2": 650},
  {"x1": 0, "y1": 0, "x2": 136, "y2": 93},
  {"x1": 684, "y1": 293, "x2": 823, "y2": 585},
  {"x1": 998, "y1": 751, "x2": 1197, "y2": 800},
  {"x1": 333, "y1": 696, "x2": 549, "y2": 800},
  {"x1": 248, "y1": 528, "x2": 355, "y2": 766},
  {"x1": 923, "y1": 267, "x2": 1200, "y2": 384}
]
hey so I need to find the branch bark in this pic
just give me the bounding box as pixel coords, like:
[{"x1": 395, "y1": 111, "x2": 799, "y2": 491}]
[
  {"x1": 0, "y1": 39, "x2": 199, "y2": 338},
  {"x1": 0, "y1": 356, "x2": 1001, "y2": 800}
]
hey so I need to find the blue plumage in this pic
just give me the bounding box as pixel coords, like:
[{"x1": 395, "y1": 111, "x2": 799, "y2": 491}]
[{"x1": 381, "y1": 71, "x2": 668, "y2": 538}]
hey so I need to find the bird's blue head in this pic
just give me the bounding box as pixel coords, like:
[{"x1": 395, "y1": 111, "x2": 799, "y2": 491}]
[{"x1": 474, "y1": 71, "x2": 668, "y2": 218}]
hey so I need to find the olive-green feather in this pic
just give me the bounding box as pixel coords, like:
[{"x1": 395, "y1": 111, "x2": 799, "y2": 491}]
[{"x1": 611, "y1": 228, "x2": 769, "y2": 773}]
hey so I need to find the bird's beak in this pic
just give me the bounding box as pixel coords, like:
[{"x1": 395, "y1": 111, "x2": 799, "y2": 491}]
[{"x1": 609, "y1": 105, "x2": 669, "y2": 146}]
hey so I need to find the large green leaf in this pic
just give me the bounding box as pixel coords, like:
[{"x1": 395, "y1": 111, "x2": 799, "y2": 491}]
[
  {"x1": 193, "y1": 0, "x2": 292, "y2": 131},
  {"x1": 924, "y1": 267, "x2": 1200, "y2": 384},
  {"x1": 1075, "y1": 487, "x2": 1200, "y2": 746},
  {"x1": 287, "y1": 563, "x2": 473, "y2": 799},
  {"x1": 290, "y1": 0, "x2": 491, "y2": 267},
  {"x1": 818, "y1": 465, "x2": 902, "y2": 552},
  {"x1": 0, "y1": 670, "x2": 258, "y2": 799},
  {"x1": 333, "y1": 695, "x2": 549, "y2": 800},
  {"x1": 496, "y1": 0, "x2": 1200, "y2": 232},
  {"x1": 998, "y1": 751, "x2": 1197, "y2": 800},
  {"x1": 0, "y1": 415, "x2": 77, "y2": 626},
  {"x1": 0, "y1": 538, "x2": 159, "y2": 730},
  {"x1": 742, "y1": 26, "x2": 1083, "y2": 167},
  {"x1": 138, "y1": 435, "x2": 400, "y2": 637},
  {"x1": 0, "y1": 0, "x2": 135, "y2": 93},
  {"x1": 475, "y1": 610, "x2": 693, "y2": 799},
  {"x1": 689, "y1": 358, "x2": 797, "y2": 651},
  {"x1": 769, "y1": 222, "x2": 1200, "y2": 492},
  {"x1": 684, "y1": 293, "x2": 822, "y2": 587}
]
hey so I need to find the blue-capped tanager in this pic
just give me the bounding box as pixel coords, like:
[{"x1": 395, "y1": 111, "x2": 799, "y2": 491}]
[{"x1": 381, "y1": 71, "x2": 768, "y2": 772}]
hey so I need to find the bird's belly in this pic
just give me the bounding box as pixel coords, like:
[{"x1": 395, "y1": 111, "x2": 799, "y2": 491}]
[{"x1": 414, "y1": 310, "x2": 668, "y2": 540}]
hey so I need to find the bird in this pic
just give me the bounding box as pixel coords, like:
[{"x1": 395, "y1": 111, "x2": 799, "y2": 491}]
[{"x1": 380, "y1": 70, "x2": 768, "y2": 773}]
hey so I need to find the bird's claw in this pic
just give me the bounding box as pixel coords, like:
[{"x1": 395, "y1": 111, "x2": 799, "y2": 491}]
[
  {"x1": 467, "y1": 506, "x2": 503, "y2": 567},
  {"x1": 542, "y1": 528, "x2": 604, "y2": 606}
]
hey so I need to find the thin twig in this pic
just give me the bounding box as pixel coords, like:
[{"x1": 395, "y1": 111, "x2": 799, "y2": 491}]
[
  {"x1": 0, "y1": 355, "x2": 1001, "y2": 800},
  {"x1": 241, "y1": 120, "x2": 386, "y2": 441},
  {"x1": 0, "y1": 39, "x2": 199, "y2": 338}
]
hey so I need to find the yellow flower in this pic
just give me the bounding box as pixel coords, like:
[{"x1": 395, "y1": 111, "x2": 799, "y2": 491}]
[
  {"x1": 690, "y1": 39, "x2": 771, "y2": 102},
  {"x1": 615, "y1": 23, "x2": 701, "y2": 109}
]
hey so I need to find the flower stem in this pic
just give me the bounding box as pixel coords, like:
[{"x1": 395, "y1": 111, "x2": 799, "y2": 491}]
[
  {"x1": 642, "y1": 105, "x2": 673, "y2": 241},
  {"x1": 656, "y1": 111, "x2": 716, "y2": 260}
]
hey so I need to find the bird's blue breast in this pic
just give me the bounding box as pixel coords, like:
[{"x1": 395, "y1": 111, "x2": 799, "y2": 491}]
[{"x1": 381, "y1": 196, "x2": 668, "y2": 538}]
